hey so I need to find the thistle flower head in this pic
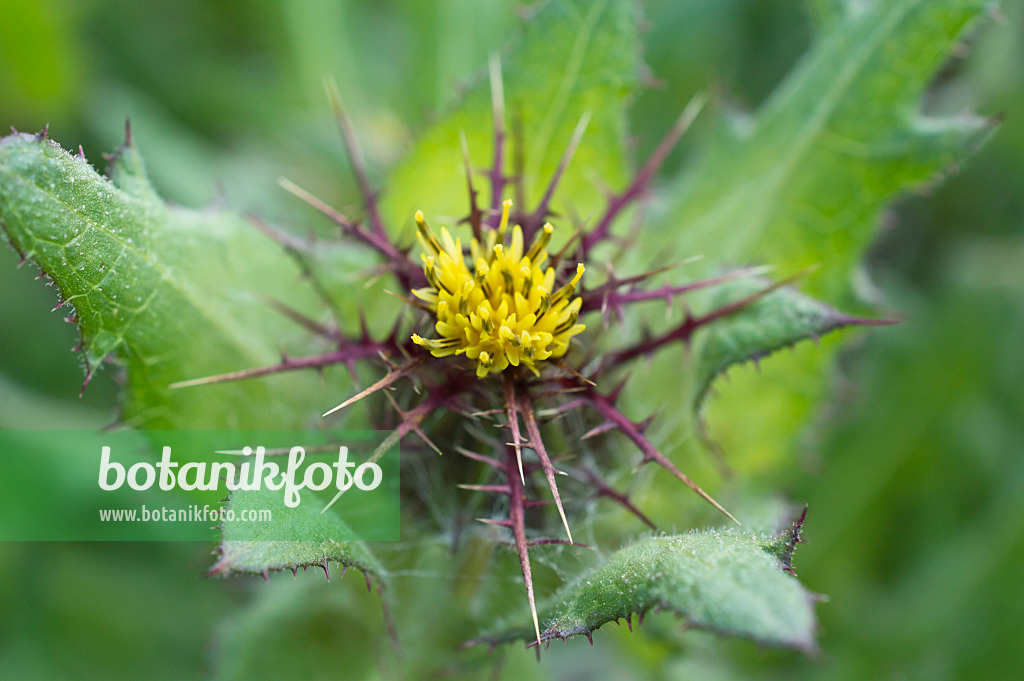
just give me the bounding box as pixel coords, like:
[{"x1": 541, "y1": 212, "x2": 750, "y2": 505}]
[
  {"x1": 176, "y1": 76, "x2": 752, "y2": 652},
  {"x1": 411, "y1": 199, "x2": 586, "y2": 378}
]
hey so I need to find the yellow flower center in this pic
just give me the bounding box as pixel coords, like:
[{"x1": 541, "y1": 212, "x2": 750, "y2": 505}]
[{"x1": 411, "y1": 200, "x2": 586, "y2": 378}]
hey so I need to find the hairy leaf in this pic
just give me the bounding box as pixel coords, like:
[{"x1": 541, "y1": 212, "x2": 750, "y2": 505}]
[
  {"x1": 209, "y1": 509, "x2": 385, "y2": 585},
  {"x1": 690, "y1": 278, "x2": 892, "y2": 413},
  {"x1": 0, "y1": 132, "x2": 329, "y2": 429},
  {"x1": 0, "y1": 133, "x2": 367, "y2": 578},
  {"x1": 209, "y1": 478, "x2": 389, "y2": 586},
  {"x1": 210, "y1": 535, "x2": 383, "y2": 585},
  {"x1": 478, "y1": 527, "x2": 817, "y2": 651}
]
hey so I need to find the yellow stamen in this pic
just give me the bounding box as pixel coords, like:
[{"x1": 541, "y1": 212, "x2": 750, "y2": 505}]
[
  {"x1": 497, "y1": 199, "x2": 512, "y2": 237},
  {"x1": 415, "y1": 210, "x2": 444, "y2": 255},
  {"x1": 551, "y1": 263, "x2": 585, "y2": 306},
  {"x1": 409, "y1": 203, "x2": 587, "y2": 377},
  {"x1": 526, "y1": 223, "x2": 554, "y2": 263}
]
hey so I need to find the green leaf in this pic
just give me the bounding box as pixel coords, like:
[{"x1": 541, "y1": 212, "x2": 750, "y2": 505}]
[
  {"x1": 380, "y1": 0, "x2": 639, "y2": 230},
  {"x1": 210, "y1": 488, "x2": 386, "y2": 582},
  {"x1": 208, "y1": 480, "x2": 389, "y2": 587},
  {"x1": 666, "y1": 0, "x2": 996, "y2": 302},
  {"x1": 208, "y1": 489, "x2": 394, "y2": 677},
  {"x1": 0, "y1": 132, "x2": 377, "y2": 577},
  {"x1": 0, "y1": 132, "x2": 330, "y2": 429},
  {"x1": 481, "y1": 526, "x2": 817, "y2": 651},
  {"x1": 690, "y1": 277, "x2": 891, "y2": 413}
]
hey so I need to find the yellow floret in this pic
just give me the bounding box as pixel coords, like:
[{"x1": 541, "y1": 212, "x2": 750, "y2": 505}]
[{"x1": 410, "y1": 200, "x2": 586, "y2": 377}]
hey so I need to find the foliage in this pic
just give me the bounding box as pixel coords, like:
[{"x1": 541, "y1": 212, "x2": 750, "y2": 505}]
[
  {"x1": 1, "y1": 0, "x2": 1018, "y2": 679},
  {"x1": 475, "y1": 519, "x2": 816, "y2": 652},
  {"x1": 0, "y1": 131, "x2": 328, "y2": 429}
]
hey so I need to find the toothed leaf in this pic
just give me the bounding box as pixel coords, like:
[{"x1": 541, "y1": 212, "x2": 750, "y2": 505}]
[
  {"x1": 0, "y1": 133, "x2": 368, "y2": 578},
  {"x1": 480, "y1": 528, "x2": 817, "y2": 651},
  {"x1": 0, "y1": 132, "x2": 328, "y2": 428},
  {"x1": 210, "y1": 487, "x2": 387, "y2": 584},
  {"x1": 690, "y1": 278, "x2": 885, "y2": 413},
  {"x1": 667, "y1": 0, "x2": 996, "y2": 302}
]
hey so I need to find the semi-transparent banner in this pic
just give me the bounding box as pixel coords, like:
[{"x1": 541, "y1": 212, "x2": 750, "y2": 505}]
[{"x1": 0, "y1": 429, "x2": 400, "y2": 541}]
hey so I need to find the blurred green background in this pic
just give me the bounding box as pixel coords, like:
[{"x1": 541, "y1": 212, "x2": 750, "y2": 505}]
[{"x1": 1, "y1": 1, "x2": 1021, "y2": 679}]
